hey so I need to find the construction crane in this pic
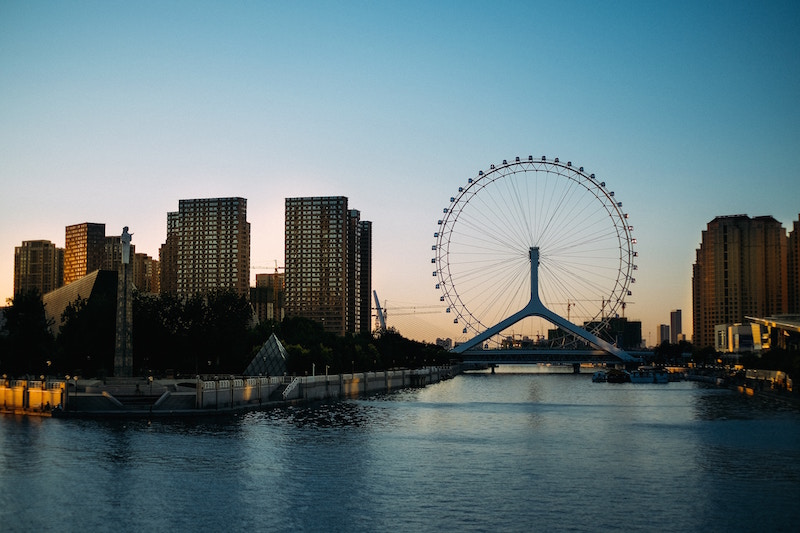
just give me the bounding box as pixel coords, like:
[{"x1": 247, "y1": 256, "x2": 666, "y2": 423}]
[
  {"x1": 372, "y1": 291, "x2": 444, "y2": 332},
  {"x1": 251, "y1": 260, "x2": 285, "y2": 273},
  {"x1": 373, "y1": 291, "x2": 387, "y2": 332}
]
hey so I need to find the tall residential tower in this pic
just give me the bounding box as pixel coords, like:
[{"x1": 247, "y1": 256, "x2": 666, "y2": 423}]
[
  {"x1": 692, "y1": 215, "x2": 788, "y2": 349},
  {"x1": 284, "y1": 196, "x2": 372, "y2": 335},
  {"x1": 159, "y1": 197, "x2": 251, "y2": 299},
  {"x1": 64, "y1": 222, "x2": 106, "y2": 284}
]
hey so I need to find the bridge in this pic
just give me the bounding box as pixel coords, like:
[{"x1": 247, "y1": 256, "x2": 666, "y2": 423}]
[
  {"x1": 450, "y1": 248, "x2": 641, "y2": 364},
  {"x1": 458, "y1": 348, "x2": 652, "y2": 367}
]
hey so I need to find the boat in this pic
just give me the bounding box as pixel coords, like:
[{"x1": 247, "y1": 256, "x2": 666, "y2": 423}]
[
  {"x1": 629, "y1": 367, "x2": 670, "y2": 384},
  {"x1": 591, "y1": 371, "x2": 607, "y2": 383},
  {"x1": 605, "y1": 369, "x2": 630, "y2": 383}
]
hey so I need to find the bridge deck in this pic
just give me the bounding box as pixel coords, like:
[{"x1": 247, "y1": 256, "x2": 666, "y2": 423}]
[{"x1": 458, "y1": 349, "x2": 647, "y2": 365}]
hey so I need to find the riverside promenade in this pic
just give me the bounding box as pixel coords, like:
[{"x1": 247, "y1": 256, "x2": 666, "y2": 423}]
[{"x1": 1, "y1": 366, "x2": 458, "y2": 418}]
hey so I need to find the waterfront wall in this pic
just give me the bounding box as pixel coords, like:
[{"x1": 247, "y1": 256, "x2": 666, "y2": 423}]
[
  {"x1": 1, "y1": 380, "x2": 66, "y2": 414},
  {"x1": 1, "y1": 366, "x2": 457, "y2": 416},
  {"x1": 197, "y1": 377, "x2": 282, "y2": 409},
  {"x1": 293, "y1": 367, "x2": 452, "y2": 402}
]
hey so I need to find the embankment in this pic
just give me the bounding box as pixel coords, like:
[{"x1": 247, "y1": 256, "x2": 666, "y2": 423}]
[{"x1": 1, "y1": 366, "x2": 458, "y2": 418}]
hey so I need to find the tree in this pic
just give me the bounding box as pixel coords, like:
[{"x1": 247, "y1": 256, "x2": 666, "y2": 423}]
[
  {"x1": 57, "y1": 292, "x2": 116, "y2": 377},
  {"x1": 1, "y1": 289, "x2": 54, "y2": 376}
]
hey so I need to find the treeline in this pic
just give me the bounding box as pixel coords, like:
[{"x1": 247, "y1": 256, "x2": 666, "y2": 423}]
[{"x1": 0, "y1": 288, "x2": 449, "y2": 379}]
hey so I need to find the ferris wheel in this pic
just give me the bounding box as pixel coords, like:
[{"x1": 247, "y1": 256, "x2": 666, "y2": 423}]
[{"x1": 433, "y1": 155, "x2": 637, "y2": 350}]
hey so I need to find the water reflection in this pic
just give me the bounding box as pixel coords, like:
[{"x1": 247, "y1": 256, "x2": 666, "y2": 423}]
[{"x1": 2, "y1": 375, "x2": 799, "y2": 532}]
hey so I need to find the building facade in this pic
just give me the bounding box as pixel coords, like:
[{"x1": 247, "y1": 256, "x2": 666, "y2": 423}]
[
  {"x1": 159, "y1": 197, "x2": 250, "y2": 299},
  {"x1": 133, "y1": 252, "x2": 159, "y2": 294},
  {"x1": 64, "y1": 222, "x2": 106, "y2": 285},
  {"x1": 789, "y1": 215, "x2": 800, "y2": 314},
  {"x1": 13, "y1": 240, "x2": 64, "y2": 296},
  {"x1": 159, "y1": 211, "x2": 180, "y2": 295},
  {"x1": 692, "y1": 215, "x2": 788, "y2": 349},
  {"x1": 284, "y1": 196, "x2": 372, "y2": 335}
]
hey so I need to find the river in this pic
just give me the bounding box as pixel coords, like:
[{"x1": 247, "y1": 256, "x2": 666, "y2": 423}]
[{"x1": 1, "y1": 371, "x2": 799, "y2": 532}]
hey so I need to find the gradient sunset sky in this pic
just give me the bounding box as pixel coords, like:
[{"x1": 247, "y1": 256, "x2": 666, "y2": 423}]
[{"x1": 2, "y1": 1, "x2": 798, "y2": 345}]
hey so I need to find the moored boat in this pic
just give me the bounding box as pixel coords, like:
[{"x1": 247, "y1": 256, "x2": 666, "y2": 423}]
[
  {"x1": 605, "y1": 369, "x2": 630, "y2": 383},
  {"x1": 591, "y1": 371, "x2": 607, "y2": 383},
  {"x1": 630, "y1": 367, "x2": 670, "y2": 384}
]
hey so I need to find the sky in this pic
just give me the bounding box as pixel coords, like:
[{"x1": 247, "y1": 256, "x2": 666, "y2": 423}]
[{"x1": 1, "y1": 1, "x2": 799, "y2": 346}]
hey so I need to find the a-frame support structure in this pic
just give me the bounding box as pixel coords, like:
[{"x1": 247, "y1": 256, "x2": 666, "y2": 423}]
[{"x1": 452, "y1": 247, "x2": 637, "y2": 362}]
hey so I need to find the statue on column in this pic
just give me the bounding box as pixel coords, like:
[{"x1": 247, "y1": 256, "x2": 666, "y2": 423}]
[
  {"x1": 121, "y1": 226, "x2": 133, "y2": 264},
  {"x1": 115, "y1": 226, "x2": 134, "y2": 377}
]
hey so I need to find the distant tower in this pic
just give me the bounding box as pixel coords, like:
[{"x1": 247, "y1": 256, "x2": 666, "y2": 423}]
[
  {"x1": 692, "y1": 215, "x2": 788, "y2": 349},
  {"x1": 252, "y1": 271, "x2": 285, "y2": 323},
  {"x1": 14, "y1": 240, "x2": 64, "y2": 296},
  {"x1": 658, "y1": 324, "x2": 670, "y2": 345},
  {"x1": 670, "y1": 310, "x2": 682, "y2": 344}
]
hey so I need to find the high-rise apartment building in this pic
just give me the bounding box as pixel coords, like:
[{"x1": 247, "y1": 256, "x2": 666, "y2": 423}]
[
  {"x1": 670, "y1": 309, "x2": 682, "y2": 344},
  {"x1": 160, "y1": 197, "x2": 250, "y2": 299},
  {"x1": 64, "y1": 222, "x2": 106, "y2": 284},
  {"x1": 285, "y1": 196, "x2": 372, "y2": 335},
  {"x1": 692, "y1": 215, "x2": 788, "y2": 349},
  {"x1": 789, "y1": 215, "x2": 800, "y2": 314},
  {"x1": 13, "y1": 240, "x2": 64, "y2": 296}
]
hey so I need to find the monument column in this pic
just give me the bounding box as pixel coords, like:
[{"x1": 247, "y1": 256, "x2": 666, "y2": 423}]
[{"x1": 114, "y1": 226, "x2": 133, "y2": 377}]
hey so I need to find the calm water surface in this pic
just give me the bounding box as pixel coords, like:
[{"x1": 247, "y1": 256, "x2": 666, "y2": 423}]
[{"x1": 1, "y1": 373, "x2": 799, "y2": 532}]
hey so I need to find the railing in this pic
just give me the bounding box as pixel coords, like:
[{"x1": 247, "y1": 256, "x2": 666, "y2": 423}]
[{"x1": 282, "y1": 377, "x2": 301, "y2": 400}]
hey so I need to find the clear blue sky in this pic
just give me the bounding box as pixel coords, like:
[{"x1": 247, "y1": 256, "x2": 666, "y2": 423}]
[{"x1": 2, "y1": 1, "x2": 799, "y2": 344}]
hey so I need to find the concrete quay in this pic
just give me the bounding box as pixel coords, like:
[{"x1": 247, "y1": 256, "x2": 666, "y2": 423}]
[{"x1": 1, "y1": 366, "x2": 458, "y2": 418}]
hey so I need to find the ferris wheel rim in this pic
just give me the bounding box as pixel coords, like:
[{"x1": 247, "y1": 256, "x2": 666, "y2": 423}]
[{"x1": 433, "y1": 155, "x2": 636, "y2": 343}]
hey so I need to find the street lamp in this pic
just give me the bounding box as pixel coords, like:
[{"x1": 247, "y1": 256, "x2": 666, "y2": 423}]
[{"x1": 72, "y1": 375, "x2": 78, "y2": 412}]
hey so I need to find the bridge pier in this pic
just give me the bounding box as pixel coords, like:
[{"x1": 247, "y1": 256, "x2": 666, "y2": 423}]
[{"x1": 572, "y1": 363, "x2": 580, "y2": 374}]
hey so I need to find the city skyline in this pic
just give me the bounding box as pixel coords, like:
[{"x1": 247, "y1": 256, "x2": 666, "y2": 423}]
[{"x1": 2, "y1": 2, "x2": 799, "y2": 344}]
